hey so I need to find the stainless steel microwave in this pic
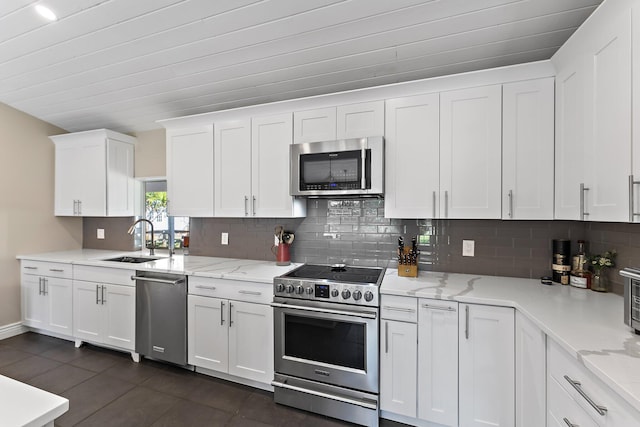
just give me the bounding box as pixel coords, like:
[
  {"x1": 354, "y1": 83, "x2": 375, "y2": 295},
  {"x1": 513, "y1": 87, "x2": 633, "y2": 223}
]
[
  {"x1": 621, "y1": 267, "x2": 640, "y2": 333},
  {"x1": 290, "y1": 136, "x2": 384, "y2": 197}
]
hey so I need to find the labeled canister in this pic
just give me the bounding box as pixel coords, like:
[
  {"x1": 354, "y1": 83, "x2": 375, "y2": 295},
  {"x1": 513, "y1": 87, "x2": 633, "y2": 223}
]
[{"x1": 552, "y1": 239, "x2": 571, "y2": 285}]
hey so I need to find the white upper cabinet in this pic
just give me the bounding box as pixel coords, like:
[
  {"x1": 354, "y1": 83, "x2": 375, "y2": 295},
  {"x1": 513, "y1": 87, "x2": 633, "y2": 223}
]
[
  {"x1": 440, "y1": 85, "x2": 503, "y2": 219},
  {"x1": 384, "y1": 94, "x2": 440, "y2": 219},
  {"x1": 502, "y1": 78, "x2": 555, "y2": 220},
  {"x1": 214, "y1": 114, "x2": 305, "y2": 218},
  {"x1": 336, "y1": 101, "x2": 385, "y2": 139},
  {"x1": 585, "y1": 7, "x2": 632, "y2": 222},
  {"x1": 293, "y1": 107, "x2": 336, "y2": 144},
  {"x1": 166, "y1": 126, "x2": 214, "y2": 217},
  {"x1": 251, "y1": 114, "x2": 304, "y2": 217},
  {"x1": 214, "y1": 120, "x2": 252, "y2": 217},
  {"x1": 52, "y1": 129, "x2": 135, "y2": 217},
  {"x1": 294, "y1": 101, "x2": 384, "y2": 143},
  {"x1": 554, "y1": 1, "x2": 633, "y2": 222}
]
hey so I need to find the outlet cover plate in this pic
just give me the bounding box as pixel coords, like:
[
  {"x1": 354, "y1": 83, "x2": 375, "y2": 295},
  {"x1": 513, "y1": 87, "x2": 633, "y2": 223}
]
[
  {"x1": 97, "y1": 229, "x2": 105, "y2": 240},
  {"x1": 462, "y1": 240, "x2": 475, "y2": 257},
  {"x1": 221, "y1": 232, "x2": 229, "y2": 245}
]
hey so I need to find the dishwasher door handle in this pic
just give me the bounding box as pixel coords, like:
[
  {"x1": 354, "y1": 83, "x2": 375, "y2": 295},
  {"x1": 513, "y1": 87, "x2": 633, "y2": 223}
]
[{"x1": 131, "y1": 276, "x2": 185, "y2": 285}]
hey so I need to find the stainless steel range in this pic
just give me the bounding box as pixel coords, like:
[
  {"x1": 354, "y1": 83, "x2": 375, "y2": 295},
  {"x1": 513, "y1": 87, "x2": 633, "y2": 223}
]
[{"x1": 272, "y1": 264, "x2": 385, "y2": 427}]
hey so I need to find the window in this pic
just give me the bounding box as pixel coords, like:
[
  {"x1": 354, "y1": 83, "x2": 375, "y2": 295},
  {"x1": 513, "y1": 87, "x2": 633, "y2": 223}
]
[{"x1": 140, "y1": 181, "x2": 189, "y2": 250}]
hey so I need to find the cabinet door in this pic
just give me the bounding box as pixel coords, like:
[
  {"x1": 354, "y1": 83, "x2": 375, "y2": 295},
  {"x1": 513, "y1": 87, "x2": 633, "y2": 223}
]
[
  {"x1": 380, "y1": 319, "x2": 417, "y2": 418},
  {"x1": 54, "y1": 142, "x2": 82, "y2": 216},
  {"x1": 102, "y1": 284, "x2": 135, "y2": 350},
  {"x1": 555, "y1": 61, "x2": 588, "y2": 220},
  {"x1": 166, "y1": 126, "x2": 214, "y2": 217},
  {"x1": 106, "y1": 139, "x2": 135, "y2": 216},
  {"x1": 251, "y1": 114, "x2": 303, "y2": 217},
  {"x1": 384, "y1": 94, "x2": 440, "y2": 219},
  {"x1": 73, "y1": 281, "x2": 102, "y2": 342},
  {"x1": 418, "y1": 300, "x2": 458, "y2": 427},
  {"x1": 336, "y1": 101, "x2": 385, "y2": 139},
  {"x1": 21, "y1": 275, "x2": 47, "y2": 329},
  {"x1": 293, "y1": 107, "x2": 336, "y2": 143},
  {"x1": 502, "y1": 78, "x2": 555, "y2": 220},
  {"x1": 54, "y1": 139, "x2": 106, "y2": 216},
  {"x1": 45, "y1": 277, "x2": 73, "y2": 336},
  {"x1": 77, "y1": 139, "x2": 108, "y2": 217},
  {"x1": 440, "y1": 85, "x2": 502, "y2": 219},
  {"x1": 459, "y1": 304, "x2": 515, "y2": 427},
  {"x1": 228, "y1": 301, "x2": 273, "y2": 384},
  {"x1": 584, "y1": 8, "x2": 632, "y2": 222},
  {"x1": 214, "y1": 120, "x2": 252, "y2": 217},
  {"x1": 188, "y1": 295, "x2": 229, "y2": 372},
  {"x1": 516, "y1": 312, "x2": 546, "y2": 427}
]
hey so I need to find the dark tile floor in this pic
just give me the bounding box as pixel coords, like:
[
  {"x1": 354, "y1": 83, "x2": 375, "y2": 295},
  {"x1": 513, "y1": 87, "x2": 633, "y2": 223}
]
[{"x1": 0, "y1": 332, "x2": 404, "y2": 427}]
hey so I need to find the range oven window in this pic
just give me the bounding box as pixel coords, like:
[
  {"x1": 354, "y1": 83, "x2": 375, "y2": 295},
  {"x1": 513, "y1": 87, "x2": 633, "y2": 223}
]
[
  {"x1": 299, "y1": 149, "x2": 371, "y2": 191},
  {"x1": 283, "y1": 313, "x2": 365, "y2": 370}
]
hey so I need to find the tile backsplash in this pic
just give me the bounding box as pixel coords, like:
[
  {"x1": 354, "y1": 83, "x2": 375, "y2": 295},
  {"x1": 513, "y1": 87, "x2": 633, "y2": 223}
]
[{"x1": 84, "y1": 199, "x2": 640, "y2": 295}]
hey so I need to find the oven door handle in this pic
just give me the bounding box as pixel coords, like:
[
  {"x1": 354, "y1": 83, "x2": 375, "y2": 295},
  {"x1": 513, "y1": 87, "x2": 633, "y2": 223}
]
[
  {"x1": 271, "y1": 380, "x2": 378, "y2": 411},
  {"x1": 270, "y1": 302, "x2": 377, "y2": 319}
]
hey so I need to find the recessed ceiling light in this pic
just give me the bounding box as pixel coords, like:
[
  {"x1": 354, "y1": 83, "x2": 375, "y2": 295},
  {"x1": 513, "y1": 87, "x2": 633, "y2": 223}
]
[{"x1": 34, "y1": 4, "x2": 57, "y2": 21}]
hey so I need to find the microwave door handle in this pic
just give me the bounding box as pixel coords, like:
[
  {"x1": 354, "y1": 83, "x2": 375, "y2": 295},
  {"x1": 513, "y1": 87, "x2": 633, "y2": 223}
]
[{"x1": 361, "y1": 147, "x2": 366, "y2": 190}]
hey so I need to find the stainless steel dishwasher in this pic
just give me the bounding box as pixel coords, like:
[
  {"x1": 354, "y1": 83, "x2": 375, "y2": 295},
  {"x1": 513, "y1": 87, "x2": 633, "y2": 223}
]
[{"x1": 133, "y1": 271, "x2": 187, "y2": 366}]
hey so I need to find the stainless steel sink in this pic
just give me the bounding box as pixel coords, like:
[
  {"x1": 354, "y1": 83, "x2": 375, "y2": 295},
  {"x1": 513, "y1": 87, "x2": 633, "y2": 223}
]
[{"x1": 102, "y1": 256, "x2": 160, "y2": 263}]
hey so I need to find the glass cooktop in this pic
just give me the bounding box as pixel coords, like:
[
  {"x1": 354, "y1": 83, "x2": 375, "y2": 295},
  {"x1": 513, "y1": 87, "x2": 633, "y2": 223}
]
[{"x1": 282, "y1": 264, "x2": 384, "y2": 285}]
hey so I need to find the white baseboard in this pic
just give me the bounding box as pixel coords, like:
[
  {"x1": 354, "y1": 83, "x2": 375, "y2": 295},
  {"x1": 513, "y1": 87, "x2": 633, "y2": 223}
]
[{"x1": 0, "y1": 322, "x2": 27, "y2": 340}]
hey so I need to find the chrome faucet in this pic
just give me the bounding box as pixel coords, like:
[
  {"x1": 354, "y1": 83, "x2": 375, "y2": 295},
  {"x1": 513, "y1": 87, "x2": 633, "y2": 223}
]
[{"x1": 128, "y1": 219, "x2": 155, "y2": 256}]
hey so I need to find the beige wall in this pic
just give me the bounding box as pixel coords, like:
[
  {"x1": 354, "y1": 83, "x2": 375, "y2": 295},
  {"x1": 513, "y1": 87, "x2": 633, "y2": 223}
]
[
  {"x1": 0, "y1": 103, "x2": 82, "y2": 326},
  {"x1": 133, "y1": 128, "x2": 166, "y2": 178}
]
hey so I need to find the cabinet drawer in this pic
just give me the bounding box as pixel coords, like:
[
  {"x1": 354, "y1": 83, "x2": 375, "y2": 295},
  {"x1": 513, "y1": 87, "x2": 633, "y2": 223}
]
[
  {"x1": 21, "y1": 261, "x2": 72, "y2": 279},
  {"x1": 381, "y1": 295, "x2": 418, "y2": 322},
  {"x1": 548, "y1": 374, "x2": 598, "y2": 427},
  {"x1": 548, "y1": 339, "x2": 614, "y2": 426},
  {"x1": 73, "y1": 265, "x2": 135, "y2": 286},
  {"x1": 189, "y1": 276, "x2": 272, "y2": 304}
]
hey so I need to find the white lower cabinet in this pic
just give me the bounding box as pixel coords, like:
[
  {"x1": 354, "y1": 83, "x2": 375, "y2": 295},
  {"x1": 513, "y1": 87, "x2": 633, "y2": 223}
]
[
  {"x1": 20, "y1": 261, "x2": 73, "y2": 337},
  {"x1": 380, "y1": 298, "x2": 514, "y2": 427},
  {"x1": 72, "y1": 266, "x2": 137, "y2": 360},
  {"x1": 459, "y1": 303, "x2": 515, "y2": 427},
  {"x1": 418, "y1": 299, "x2": 458, "y2": 427},
  {"x1": 516, "y1": 311, "x2": 546, "y2": 427},
  {"x1": 380, "y1": 295, "x2": 418, "y2": 417},
  {"x1": 188, "y1": 277, "x2": 273, "y2": 386},
  {"x1": 547, "y1": 338, "x2": 640, "y2": 427}
]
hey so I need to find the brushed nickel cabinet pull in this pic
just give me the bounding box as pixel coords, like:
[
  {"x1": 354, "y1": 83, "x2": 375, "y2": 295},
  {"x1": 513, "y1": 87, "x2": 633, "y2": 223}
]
[
  {"x1": 465, "y1": 305, "x2": 470, "y2": 339},
  {"x1": 563, "y1": 375, "x2": 607, "y2": 416},
  {"x1": 580, "y1": 183, "x2": 589, "y2": 220},
  {"x1": 563, "y1": 418, "x2": 578, "y2": 427},
  {"x1": 221, "y1": 301, "x2": 225, "y2": 326},
  {"x1": 244, "y1": 196, "x2": 249, "y2": 216},
  {"x1": 508, "y1": 190, "x2": 513, "y2": 218},
  {"x1": 229, "y1": 302, "x2": 234, "y2": 326},
  {"x1": 385, "y1": 321, "x2": 389, "y2": 354},
  {"x1": 422, "y1": 303, "x2": 456, "y2": 312}
]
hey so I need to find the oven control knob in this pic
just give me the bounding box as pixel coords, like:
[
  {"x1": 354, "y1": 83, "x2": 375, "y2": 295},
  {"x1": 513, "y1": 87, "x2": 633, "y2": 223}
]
[
  {"x1": 331, "y1": 289, "x2": 339, "y2": 297},
  {"x1": 306, "y1": 287, "x2": 314, "y2": 295},
  {"x1": 285, "y1": 284, "x2": 294, "y2": 293},
  {"x1": 295, "y1": 285, "x2": 304, "y2": 294},
  {"x1": 341, "y1": 289, "x2": 351, "y2": 299},
  {"x1": 352, "y1": 290, "x2": 362, "y2": 301},
  {"x1": 276, "y1": 284, "x2": 285, "y2": 293},
  {"x1": 364, "y1": 291, "x2": 374, "y2": 302}
]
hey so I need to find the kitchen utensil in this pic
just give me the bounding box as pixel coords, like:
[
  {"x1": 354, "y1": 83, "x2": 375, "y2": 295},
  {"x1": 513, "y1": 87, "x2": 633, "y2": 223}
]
[{"x1": 274, "y1": 225, "x2": 284, "y2": 243}]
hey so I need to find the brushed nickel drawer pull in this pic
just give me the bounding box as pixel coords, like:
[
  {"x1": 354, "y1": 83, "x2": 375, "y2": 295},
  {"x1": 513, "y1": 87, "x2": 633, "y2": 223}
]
[
  {"x1": 49, "y1": 268, "x2": 64, "y2": 272},
  {"x1": 563, "y1": 417, "x2": 578, "y2": 427},
  {"x1": 383, "y1": 306, "x2": 415, "y2": 313},
  {"x1": 195, "y1": 285, "x2": 216, "y2": 291},
  {"x1": 422, "y1": 303, "x2": 456, "y2": 312},
  {"x1": 238, "y1": 290, "x2": 262, "y2": 296},
  {"x1": 564, "y1": 375, "x2": 607, "y2": 416}
]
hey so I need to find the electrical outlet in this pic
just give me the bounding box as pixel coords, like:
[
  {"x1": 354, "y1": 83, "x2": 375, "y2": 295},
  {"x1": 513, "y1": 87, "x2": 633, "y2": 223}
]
[
  {"x1": 97, "y1": 228, "x2": 105, "y2": 240},
  {"x1": 221, "y1": 232, "x2": 229, "y2": 245},
  {"x1": 462, "y1": 240, "x2": 475, "y2": 257}
]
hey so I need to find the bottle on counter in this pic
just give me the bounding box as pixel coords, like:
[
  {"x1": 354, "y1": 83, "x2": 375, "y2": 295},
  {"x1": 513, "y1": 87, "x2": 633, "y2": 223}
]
[
  {"x1": 570, "y1": 240, "x2": 591, "y2": 289},
  {"x1": 552, "y1": 239, "x2": 571, "y2": 285}
]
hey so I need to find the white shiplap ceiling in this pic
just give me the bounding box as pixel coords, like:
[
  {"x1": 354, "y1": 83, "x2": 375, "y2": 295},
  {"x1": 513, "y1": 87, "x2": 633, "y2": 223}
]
[{"x1": 0, "y1": 0, "x2": 602, "y2": 133}]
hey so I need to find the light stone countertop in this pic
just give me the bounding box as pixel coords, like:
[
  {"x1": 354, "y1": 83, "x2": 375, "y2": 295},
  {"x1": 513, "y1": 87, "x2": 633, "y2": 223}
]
[
  {"x1": 381, "y1": 269, "x2": 640, "y2": 414},
  {"x1": 16, "y1": 249, "x2": 300, "y2": 284},
  {"x1": 0, "y1": 374, "x2": 68, "y2": 427}
]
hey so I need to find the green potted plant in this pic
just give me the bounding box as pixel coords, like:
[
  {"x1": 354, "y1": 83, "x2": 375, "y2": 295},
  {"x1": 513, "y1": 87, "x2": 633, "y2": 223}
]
[{"x1": 590, "y1": 250, "x2": 617, "y2": 292}]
